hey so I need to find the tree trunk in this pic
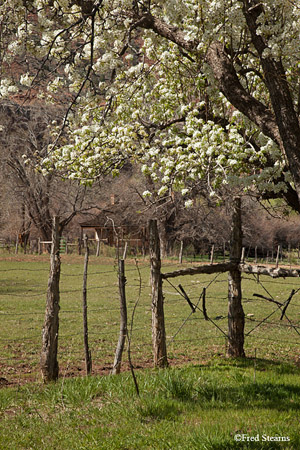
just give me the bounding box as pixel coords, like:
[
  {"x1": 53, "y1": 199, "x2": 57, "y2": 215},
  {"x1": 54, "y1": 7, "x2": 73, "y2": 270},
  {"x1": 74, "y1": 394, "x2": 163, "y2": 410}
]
[
  {"x1": 149, "y1": 219, "x2": 168, "y2": 367},
  {"x1": 227, "y1": 198, "x2": 245, "y2": 357},
  {"x1": 242, "y1": 3, "x2": 300, "y2": 204},
  {"x1": 40, "y1": 216, "x2": 61, "y2": 382}
]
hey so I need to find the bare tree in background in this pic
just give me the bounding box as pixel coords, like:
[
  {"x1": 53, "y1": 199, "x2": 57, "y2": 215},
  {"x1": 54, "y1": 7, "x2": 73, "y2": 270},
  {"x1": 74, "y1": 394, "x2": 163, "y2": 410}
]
[{"x1": 0, "y1": 101, "x2": 102, "y2": 243}]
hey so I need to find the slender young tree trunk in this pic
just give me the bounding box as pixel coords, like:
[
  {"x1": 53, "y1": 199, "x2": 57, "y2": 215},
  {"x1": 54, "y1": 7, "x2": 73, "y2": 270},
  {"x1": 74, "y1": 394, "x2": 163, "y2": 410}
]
[
  {"x1": 40, "y1": 216, "x2": 61, "y2": 381},
  {"x1": 227, "y1": 198, "x2": 245, "y2": 357},
  {"x1": 149, "y1": 219, "x2": 168, "y2": 367}
]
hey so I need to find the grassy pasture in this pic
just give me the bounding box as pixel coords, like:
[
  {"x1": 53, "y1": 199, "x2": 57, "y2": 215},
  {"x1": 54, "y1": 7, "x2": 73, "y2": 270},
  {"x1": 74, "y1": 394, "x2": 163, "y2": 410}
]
[
  {"x1": 0, "y1": 254, "x2": 299, "y2": 384},
  {"x1": 1, "y1": 254, "x2": 300, "y2": 449},
  {"x1": 0, "y1": 361, "x2": 300, "y2": 449}
]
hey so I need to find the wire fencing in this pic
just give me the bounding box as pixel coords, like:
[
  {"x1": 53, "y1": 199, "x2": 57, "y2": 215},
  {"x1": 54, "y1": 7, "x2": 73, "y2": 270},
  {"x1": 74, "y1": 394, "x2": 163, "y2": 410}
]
[
  {"x1": 0, "y1": 257, "x2": 155, "y2": 384},
  {"x1": 163, "y1": 271, "x2": 300, "y2": 362},
  {"x1": 0, "y1": 255, "x2": 300, "y2": 384}
]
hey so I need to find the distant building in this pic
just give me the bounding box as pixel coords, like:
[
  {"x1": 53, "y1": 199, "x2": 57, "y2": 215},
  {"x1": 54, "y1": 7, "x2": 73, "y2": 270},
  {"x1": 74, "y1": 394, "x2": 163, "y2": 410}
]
[{"x1": 79, "y1": 210, "x2": 148, "y2": 254}]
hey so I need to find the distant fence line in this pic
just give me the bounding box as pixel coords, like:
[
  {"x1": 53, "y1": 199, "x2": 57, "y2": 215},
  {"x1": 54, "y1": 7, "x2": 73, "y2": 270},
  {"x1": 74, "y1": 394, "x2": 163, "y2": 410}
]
[
  {"x1": 1, "y1": 235, "x2": 300, "y2": 265},
  {"x1": 0, "y1": 236, "x2": 138, "y2": 257}
]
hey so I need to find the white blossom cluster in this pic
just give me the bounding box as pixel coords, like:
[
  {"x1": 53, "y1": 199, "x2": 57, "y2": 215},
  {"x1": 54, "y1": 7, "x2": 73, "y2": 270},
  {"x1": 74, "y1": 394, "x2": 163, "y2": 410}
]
[{"x1": 1, "y1": 0, "x2": 299, "y2": 201}]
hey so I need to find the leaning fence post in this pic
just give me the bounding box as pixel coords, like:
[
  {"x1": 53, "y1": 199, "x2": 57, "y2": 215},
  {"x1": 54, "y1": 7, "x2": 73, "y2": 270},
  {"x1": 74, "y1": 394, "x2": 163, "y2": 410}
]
[
  {"x1": 40, "y1": 216, "x2": 61, "y2": 382},
  {"x1": 149, "y1": 219, "x2": 168, "y2": 368},
  {"x1": 112, "y1": 259, "x2": 127, "y2": 374},
  {"x1": 82, "y1": 235, "x2": 92, "y2": 375},
  {"x1": 227, "y1": 197, "x2": 245, "y2": 358}
]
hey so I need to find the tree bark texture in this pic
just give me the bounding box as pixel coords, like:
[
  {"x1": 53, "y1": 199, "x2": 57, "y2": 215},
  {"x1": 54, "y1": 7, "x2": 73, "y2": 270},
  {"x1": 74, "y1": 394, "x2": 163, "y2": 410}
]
[
  {"x1": 149, "y1": 219, "x2": 168, "y2": 367},
  {"x1": 241, "y1": 1, "x2": 300, "y2": 201},
  {"x1": 227, "y1": 198, "x2": 245, "y2": 357},
  {"x1": 40, "y1": 216, "x2": 61, "y2": 382},
  {"x1": 112, "y1": 259, "x2": 127, "y2": 375}
]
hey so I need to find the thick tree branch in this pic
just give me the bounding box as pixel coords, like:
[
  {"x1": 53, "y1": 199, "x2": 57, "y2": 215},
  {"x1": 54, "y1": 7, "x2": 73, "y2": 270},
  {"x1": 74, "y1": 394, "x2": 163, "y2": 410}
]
[
  {"x1": 128, "y1": 11, "x2": 198, "y2": 53},
  {"x1": 242, "y1": 0, "x2": 300, "y2": 200},
  {"x1": 206, "y1": 41, "x2": 281, "y2": 147}
]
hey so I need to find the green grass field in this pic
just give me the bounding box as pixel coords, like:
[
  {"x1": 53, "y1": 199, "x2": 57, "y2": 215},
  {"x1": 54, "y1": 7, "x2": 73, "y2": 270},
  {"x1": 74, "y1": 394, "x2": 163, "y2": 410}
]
[
  {"x1": 0, "y1": 254, "x2": 300, "y2": 449},
  {"x1": 0, "y1": 360, "x2": 299, "y2": 449},
  {"x1": 0, "y1": 254, "x2": 299, "y2": 383}
]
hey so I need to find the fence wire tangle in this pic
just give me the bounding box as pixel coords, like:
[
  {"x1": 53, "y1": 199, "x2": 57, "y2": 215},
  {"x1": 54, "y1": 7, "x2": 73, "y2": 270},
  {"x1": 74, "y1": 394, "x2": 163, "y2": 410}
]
[
  {"x1": 0, "y1": 255, "x2": 300, "y2": 384},
  {"x1": 162, "y1": 268, "x2": 300, "y2": 357}
]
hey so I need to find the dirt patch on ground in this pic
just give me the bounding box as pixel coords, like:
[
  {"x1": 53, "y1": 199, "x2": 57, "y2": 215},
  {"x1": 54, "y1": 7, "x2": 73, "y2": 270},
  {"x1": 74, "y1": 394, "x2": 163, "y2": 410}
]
[{"x1": 0, "y1": 352, "x2": 218, "y2": 388}]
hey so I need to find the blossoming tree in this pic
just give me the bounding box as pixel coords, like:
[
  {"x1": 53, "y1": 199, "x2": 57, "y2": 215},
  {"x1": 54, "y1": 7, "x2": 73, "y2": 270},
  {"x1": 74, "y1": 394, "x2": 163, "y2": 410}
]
[
  {"x1": 1, "y1": 0, "x2": 300, "y2": 210},
  {"x1": 2, "y1": 0, "x2": 300, "y2": 360}
]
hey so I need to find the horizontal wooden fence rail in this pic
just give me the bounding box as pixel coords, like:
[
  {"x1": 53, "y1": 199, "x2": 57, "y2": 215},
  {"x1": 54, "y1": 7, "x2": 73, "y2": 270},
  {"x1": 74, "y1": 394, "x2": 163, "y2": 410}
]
[{"x1": 162, "y1": 262, "x2": 236, "y2": 279}]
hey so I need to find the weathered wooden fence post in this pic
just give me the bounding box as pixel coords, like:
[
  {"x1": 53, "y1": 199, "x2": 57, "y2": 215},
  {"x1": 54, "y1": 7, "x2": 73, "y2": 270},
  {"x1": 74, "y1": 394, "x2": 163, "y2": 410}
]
[
  {"x1": 241, "y1": 247, "x2": 245, "y2": 263},
  {"x1": 227, "y1": 198, "x2": 245, "y2": 357},
  {"x1": 112, "y1": 259, "x2": 127, "y2": 374},
  {"x1": 149, "y1": 219, "x2": 168, "y2": 367},
  {"x1": 210, "y1": 244, "x2": 215, "y2": 264},
  {"x1": 179, "y1": 240, "x2": 184, "y2": 264},
  {"x1": 40, "y1": 216, "x2": 61, "y2": 382},
  {"x1": 96, "y1": 239, "x2": 100, "y2": 257},
  {"x1": 122, "y1": 242, "x2": 128, "y2": 260},
  {"x1": 275, "y1": 244, "x2": 280, "y2": 268},
  {"x1": 82, "y1": 235, "x2": 92, "y2": 375}
]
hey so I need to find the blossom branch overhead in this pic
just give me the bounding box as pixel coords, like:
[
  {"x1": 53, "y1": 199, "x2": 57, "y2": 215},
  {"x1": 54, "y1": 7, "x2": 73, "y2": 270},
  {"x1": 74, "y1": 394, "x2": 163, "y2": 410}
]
[{"x1": 1, "y1": 0, "x2": 300, "y2": 210}]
